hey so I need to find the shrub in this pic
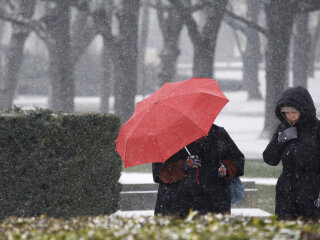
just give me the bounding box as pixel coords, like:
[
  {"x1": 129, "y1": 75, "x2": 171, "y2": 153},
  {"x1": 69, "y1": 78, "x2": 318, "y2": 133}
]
[
  {"x1": 1, "y1": 213, "x2": 320, "y2": 239},
  {"x1": 0, "y1": 109, "x2": 121, "y2": 219}
]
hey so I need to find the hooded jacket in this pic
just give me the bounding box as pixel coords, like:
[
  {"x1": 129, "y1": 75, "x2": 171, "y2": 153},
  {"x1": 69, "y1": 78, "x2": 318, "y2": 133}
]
[
  {"x1": 152, "y1": 124, "x2": 245, "y2": 217},
  {"x1": 263, "y1": 86, "x2": 320, "y2": 220}
]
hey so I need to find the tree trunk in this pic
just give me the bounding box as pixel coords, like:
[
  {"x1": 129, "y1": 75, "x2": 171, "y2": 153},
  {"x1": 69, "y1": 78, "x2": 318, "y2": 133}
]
[
  {"x1": 137, "y1": 0, "x2": 149, "y2": 95},
  {"x1": 47, "y1": 1, "x2": 74, "y2": 112},
  {"x1": 242, "y1": 0, "x2": 262, "y2": 100},
  {"x1": 192, "y1": 1, "x2": 227, "y2": 78},
  {"x1": 157, "y1": 3, "x2": 183, "y2": 86},
  {"x1": 70, "y1": 10, "x2": 96, "y2": 65},
  {"x1": 0, "y1": 0, "x2": 36, "y2": 110},
  {"x1": 90, "y1": 1, "x2": 114, "y2": 113},
  {"x1": 114, "y1": 0, "x2": 139, "y2": 124},
  {"x1": 262, "y1": 1, "x2": 295, "y2": 138},
  {"x1": 193, "y1": 40, "x2": 215, "y2": 78},
  {"x1": 293, "y1": 12, "x2": 310, "y2": 88},
  {"x1": 0, "y1": 31, "x2": 28, "y2": 109},
  {"x1": 170, "y1": 0, "x2": 227, "y2": 79},
  {"x1": 100, "y1": 39, "x2": 113, "y2": 113},
  {"x1": 0, "y1": 19, "x2": 6, "y2": 47},
  {"x1": 158, "y1": 46, "x2": 180, "y2": 85},
  {"x1": 308, "y1": 12, "x2": 320, "y2": 77}
]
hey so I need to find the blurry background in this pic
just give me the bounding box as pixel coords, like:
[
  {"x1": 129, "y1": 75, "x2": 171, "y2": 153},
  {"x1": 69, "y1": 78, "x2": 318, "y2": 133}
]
[{"x1": 0, "y1": 0, "x2": 320, "y2": 136}]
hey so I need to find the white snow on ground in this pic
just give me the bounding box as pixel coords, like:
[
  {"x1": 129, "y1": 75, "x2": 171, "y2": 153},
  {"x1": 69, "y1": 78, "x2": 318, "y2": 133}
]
[
  {"x1": 113, "y1": 208, "x2": 271, "y2": 218},
  {"x1": 120, "y1": 173, "x2": 154, "y2": 184},
  {"x1": 119, "y1": 172, "x2": 277, "y2": 186},
  {"x1": 240, "y1": 177, "x2": 277, "y2": 186}
]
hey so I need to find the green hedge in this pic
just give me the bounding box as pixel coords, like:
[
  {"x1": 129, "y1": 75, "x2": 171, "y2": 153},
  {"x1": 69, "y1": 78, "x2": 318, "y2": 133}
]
[{"x1": 0, "y1": 109, "x2": 122, "y2": 219}]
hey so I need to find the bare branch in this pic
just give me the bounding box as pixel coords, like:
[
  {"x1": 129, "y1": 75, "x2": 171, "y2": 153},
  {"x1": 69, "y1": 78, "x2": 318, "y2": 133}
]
[
  {"x1": 151, "y1": 1, "x2": 204, "y2": 12},
  {"x1": 156, "y1": 0, "x2": 167, "y2": 34},
  {"x1": 224, "y1": 15, "x2": 250, "y2": 36},
  {"x1": 0, "y1": 8, "x2": 46, "y2": 39},
  {"x1": 5, "y1": 0, "x2": 15, "y2": 11},
  {"x1": 225, "y1": 9, "x2": 268, "y2": 36},
  {"x1": 292, "y1": 0, "x2": 320, "y2": 13},
  {"x1": 233, "y1": 29, "x2": 245, "y2": 58},
  {"x1": 168, "y1": 0, "x2": 201, "y2": 44},
  {"x1": 190, "y1": 3, "x2": 206, "y2": 12},
  {"x1": 40, "y1": 0, "x2": 88, "y2": 10}
]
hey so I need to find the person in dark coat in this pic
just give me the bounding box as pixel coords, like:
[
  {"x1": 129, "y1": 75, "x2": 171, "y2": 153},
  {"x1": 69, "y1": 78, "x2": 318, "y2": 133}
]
[
  {"x1": 152, "y1": 124, "x2": 245, "y2": 217},
  {"x1": 263, "y1": 86, "x2": 320, "y2": 220}
]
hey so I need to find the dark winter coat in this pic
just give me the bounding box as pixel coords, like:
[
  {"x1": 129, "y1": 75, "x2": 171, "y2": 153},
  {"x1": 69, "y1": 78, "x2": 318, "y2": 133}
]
[
  {"x1": 263, "y1": 86, "x2": 320, "y2": 220},
  {"x1": 152, "y1": 124, "x2": 245, "y2": 217}
]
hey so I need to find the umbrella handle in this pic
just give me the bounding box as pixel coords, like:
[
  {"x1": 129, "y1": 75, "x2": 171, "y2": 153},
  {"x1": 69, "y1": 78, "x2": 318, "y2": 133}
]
[
  {"x1": 184, "y1": 146, "x2": 200, "y2": 185},
  {"x1": 184, "y1": 146, "x2": 191, "y2": 156}
]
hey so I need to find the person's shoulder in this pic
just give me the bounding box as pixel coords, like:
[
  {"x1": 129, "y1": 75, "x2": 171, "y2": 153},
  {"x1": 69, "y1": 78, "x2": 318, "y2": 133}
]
[{"x1": 211, "y1": 124, "x2": 228, "y2": 135}]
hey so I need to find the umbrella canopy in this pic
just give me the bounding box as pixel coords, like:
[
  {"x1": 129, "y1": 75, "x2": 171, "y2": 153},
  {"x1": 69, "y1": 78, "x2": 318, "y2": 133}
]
[{"x1": 116, "y1": 77, "x2": 229, "y2": 168}]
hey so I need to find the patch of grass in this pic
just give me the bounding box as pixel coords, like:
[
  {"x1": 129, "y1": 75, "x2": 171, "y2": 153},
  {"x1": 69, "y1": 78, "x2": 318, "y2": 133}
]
[
  {"x1": 256, "y1": 184, "x2": 276, "y2": 214},
  {"x1": 122, "y1": 163, "x2": 152, "y2": 173},
  {"x1": 245, "y1": 159, "x2": 282, "y2": 178}
]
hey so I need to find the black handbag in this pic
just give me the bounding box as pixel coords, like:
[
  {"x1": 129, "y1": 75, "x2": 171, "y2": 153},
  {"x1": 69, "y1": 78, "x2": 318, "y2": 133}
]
[{"x1": 229, "y1": 176, "x2": 244, "y2": 204}]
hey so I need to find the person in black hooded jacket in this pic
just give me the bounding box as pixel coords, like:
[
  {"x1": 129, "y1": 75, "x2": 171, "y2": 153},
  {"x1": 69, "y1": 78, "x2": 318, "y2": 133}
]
[
  {"x1": 263, "y1": 86, "x2": 320, "y2": 220},
  {"x1": 152, "y1": 124, "x2": 245, "y2": 218}
]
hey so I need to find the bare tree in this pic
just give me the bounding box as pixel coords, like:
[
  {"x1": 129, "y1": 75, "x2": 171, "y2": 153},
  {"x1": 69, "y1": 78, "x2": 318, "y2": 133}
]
[
  {"x1": 42, "y1": 0, "x2": 92, "y2": 112},
  {"x1": 154, "y1": 0, "x2": 184, "y2": 87},
  {"x1": 263, "y1": 1, "x2": 295, "y2": 137},
  {"x1": 308, "y1": 12, "x2": 320, "y2": 77},
  {"x1": 293, "y1": 12, "x2": 310, "y2": 88},
  {"x1": 226, "y1": 0, "x2": 320, "y2": 137},
  {"x1": 70, "y1": 7, "x2": 96, "y2": 66},
  {"x1": 0, "y1": 0, "x2": 36, "y2": 110},
  {"x1": 0, "y1": 0, "x2": 93, "y2": 112},
  {"x1": 169, "y1": 0, "x2": 228, "y2": 78},
  {"x1": 137, "y1": 0, "x2": 150, "y2": 95},
  {"x1": 91, "y1": 0, "x2": 114, "y2": 114},
  {"x1": 92, "y1": 0, "x2": 140, "y2": 123},
  {"x1": 224, "y1": 0, "x2": 263, "y2": 100},
  {"x1": 264, "y1": 1, "x2": 320, "y2": 137},
  {"x1": 44, "y1": 1, "x2": 74, "y2": 112}
]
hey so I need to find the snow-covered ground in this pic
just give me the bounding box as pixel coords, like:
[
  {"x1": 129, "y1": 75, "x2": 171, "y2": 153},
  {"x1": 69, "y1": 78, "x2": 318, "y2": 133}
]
[
  {"x1": 114, "y1": 208, "x2": 271, "y2": 218},
  {"x1": 119, "y1": 173, "x2": 277, "y2": 186}
]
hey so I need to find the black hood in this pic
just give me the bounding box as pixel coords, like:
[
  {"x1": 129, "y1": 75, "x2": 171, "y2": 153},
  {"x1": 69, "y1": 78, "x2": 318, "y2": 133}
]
[{"x1": 275, "y1": 86, "x2": 317, "y2": 125}]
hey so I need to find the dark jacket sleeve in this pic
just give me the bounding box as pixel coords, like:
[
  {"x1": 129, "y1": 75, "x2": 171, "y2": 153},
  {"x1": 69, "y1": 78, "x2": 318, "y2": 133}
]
[
  {"x1": 152, "y1": 149, "x2": 187, "y2": 183},
  {"x1": 263, "y1": 125, "x2": 286, "y2": 166},
  {"x1": 218, "y1": 127, "x2": 245, "y2": 176}
]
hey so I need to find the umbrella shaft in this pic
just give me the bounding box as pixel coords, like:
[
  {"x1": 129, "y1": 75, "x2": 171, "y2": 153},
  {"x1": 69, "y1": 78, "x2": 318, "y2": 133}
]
[{"x1": 184, "y1": 146, "x2": 191, "y2": 156}]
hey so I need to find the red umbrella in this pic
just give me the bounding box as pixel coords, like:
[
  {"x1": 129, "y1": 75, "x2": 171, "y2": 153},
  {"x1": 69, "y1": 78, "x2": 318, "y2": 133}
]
[{"x1": 116, "y1": 77, "x2": 229, "y2": 168}]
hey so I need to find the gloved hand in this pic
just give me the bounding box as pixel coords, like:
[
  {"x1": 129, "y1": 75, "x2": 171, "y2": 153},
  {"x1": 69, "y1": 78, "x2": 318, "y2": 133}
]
[
  {"x1": 218, "y1": 163, "x2": 227, "y2": 177},
  {"x1": 183, "y1": 155, "x2": 201, "y2": 172},
  {"x1": 278, "y1": 127, "x2": 297, "y2": 143}
]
